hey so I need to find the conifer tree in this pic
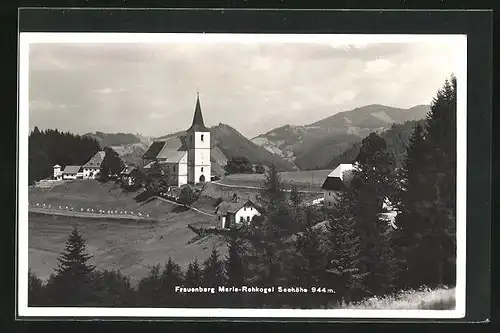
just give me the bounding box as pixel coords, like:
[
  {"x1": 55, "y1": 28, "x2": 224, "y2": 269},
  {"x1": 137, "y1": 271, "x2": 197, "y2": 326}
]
[
  {"x1": 91, "y1": 269, "x2": 137, "y2": 306},
  {"x1": 202, "y1": 247, "x2": 225, "y2": 286},
  {"x1": 45, "y1": 228, "x2": 95, "y2": 305},
  {"x1": 28, "y1": 269, "x2": 46, "y2": 306},
  {"x1": 225, "y1": 232, "x2": 245, "y2": 286},
  {"x1": 158, "y1": 257, "x2": 184, "y2": 306},
  {"x1": 137, "y1": 264, "x2": 162, "y2": 306},
  {"x1": 185, "y1": 258, "x2": 203, "y2": 286}
]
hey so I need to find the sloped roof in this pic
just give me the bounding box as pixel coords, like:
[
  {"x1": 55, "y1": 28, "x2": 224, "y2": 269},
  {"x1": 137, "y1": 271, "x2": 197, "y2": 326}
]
[
  {"x1": 157, "y1": 149, "x2": 187, "y2": 163},
  {"x1": 120, "y1": 165, "x2": 137, "y2": 175},
  {"x1": 215, "y1": 199, "x2": 259, "y2": 215},
  {"x1": 53, "y1": 164, "x2": 61, "y2": 168},
  {"x1": 142, "y1": 141, "x2": 166, "y2": 160},
  {"x1": 63, "y1": 165, "x2": 82, "y2": 174},
  {"x1": 83, "y1": 151, "x2": 105, "y2": 168},
  {"x1": 187, "y1": 93, "x2": 209, "y2": 132},
  {"x1": 321, "y1": 177, "x2": 347, "y2": 191}
]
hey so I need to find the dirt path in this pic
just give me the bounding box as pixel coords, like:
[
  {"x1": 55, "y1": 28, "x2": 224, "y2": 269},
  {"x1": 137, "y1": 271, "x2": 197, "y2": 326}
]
[{"x1": 211, "y1": 180, "x2": 323, "y2": 194}]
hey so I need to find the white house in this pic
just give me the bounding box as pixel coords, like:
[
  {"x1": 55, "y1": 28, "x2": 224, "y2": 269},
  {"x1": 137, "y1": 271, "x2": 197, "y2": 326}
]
[
  {"x1": 142, "y1": 92, "x2": 211, "y2": 187},
  {"x1": 62, "y1": 165, "x2": 84, "y2": 180},
  {"x1": 321, "y1": 163, "x2": 355, "y2": 209},
  {"x1": 120, "y1": 165, "x2": 139, "y2": 187},
  {"x1": 215, "y1": 198, "x2": 261, "y2": 229},
  {"x1": 53, "y1": 164, "x2": 62, "y2": 180},
  {"x1": 82, "y1": 151, "x2": 105, "y2": 179}
]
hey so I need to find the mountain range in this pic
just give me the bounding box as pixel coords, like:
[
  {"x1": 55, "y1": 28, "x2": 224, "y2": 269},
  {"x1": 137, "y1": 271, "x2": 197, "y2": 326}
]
[
  {"x1": 85, "y1": 104, "x2": 430, "y2": 172},
  {"x1": 251, "y1": 104, "x2": 430, "y2": 170}
]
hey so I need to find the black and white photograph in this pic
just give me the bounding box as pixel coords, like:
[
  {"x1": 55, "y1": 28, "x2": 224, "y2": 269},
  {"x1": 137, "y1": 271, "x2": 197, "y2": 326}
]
[{"x1": 18, "y1": 30, "x2": 468, "y2": 319}]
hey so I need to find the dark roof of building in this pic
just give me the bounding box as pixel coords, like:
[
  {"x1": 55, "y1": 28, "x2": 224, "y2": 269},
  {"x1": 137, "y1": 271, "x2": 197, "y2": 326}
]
[
  {"x1": 187, "y1": 93, "x2": 209, "y2": 132},
  {"x1": 321, "y1": 176, "x2": 347, "y2": 191},
  {"x1": 215, "y1": 199, "x2": 259, "y2": 215},
  {"x1": 142, "y1": 141, "x2": 166, "y2": 160},
  {"x1": 120, "y1": 165, "x2": 137, "y2": 175},
  {"x1": 63, "y1": 165, "x2": 82, "y2": 174},
  {"x1": 83, "y1": 151, "x2": 105, "y2": 168}
]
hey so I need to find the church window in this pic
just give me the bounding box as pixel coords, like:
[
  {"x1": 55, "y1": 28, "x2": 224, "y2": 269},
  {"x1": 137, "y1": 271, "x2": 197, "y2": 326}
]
[
  {"x1": 201, "y1": 134, "x2": 204, "y2": 142},
  {"x1": 201, "y1": 167, "x2": 204, "y2": 172}
]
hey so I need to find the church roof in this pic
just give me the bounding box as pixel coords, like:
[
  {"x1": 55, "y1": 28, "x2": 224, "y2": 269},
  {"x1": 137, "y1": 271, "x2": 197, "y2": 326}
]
[
  {"x1": 157, "y1": 150, "x2": 187, "y2": 163},
  {"x1": 142, "y1": 141, "x2": 166, "y2": 160},
  {"x1": 187, "y1": 93, "x2": 209, "y2": 132}
]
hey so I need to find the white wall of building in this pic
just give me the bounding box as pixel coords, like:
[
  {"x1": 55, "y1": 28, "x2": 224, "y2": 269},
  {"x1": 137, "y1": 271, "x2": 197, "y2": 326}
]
[
  {"x1": 234, "y1": 204, "x2": 261, "y2": 224},
  {"x1": 323, "y1": 189, "x2": 340, "y2": 209},
  {"x1": 83, "y1": 167, "x2": 100, "y2": 179},
  {"x1": 178, "y1": 158, "x2": 188, "y2": 187},
  {"x1": 63, "y1": 174, "x2": 77, "y2": 180}
]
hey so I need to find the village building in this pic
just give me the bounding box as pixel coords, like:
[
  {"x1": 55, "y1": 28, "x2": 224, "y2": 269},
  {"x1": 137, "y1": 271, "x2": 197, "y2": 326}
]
[
  {"x1": 142, "y1": 93, "x2": 211, "y2": 187},
  {"x1": 120, "y1": 165, "x2": 140, "y2": 187},
  {"x1": 321, "y1": 163, "x2": 355, "y2": 209},
  {"x1": 82, "y1": 151, "x2": 105, "y2": 179},
  {"x1": 53, "y1": 164, "x2": 63, "y2": 180},
  {"x1": 62, "y1": 165, "x2": 84, "y2": 180},
  {"x1": 215, "y1": 198, "x2": 261, "y2": 229}
]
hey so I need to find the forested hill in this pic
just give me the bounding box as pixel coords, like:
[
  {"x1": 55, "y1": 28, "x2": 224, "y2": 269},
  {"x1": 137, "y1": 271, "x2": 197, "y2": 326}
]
[
  {"x1": 84, "y1": 131, "x2": 142, "y2": 148},
  {"x1": 325, "y1": 119, "x2": 427, "y2": 170},
  {"x1": 29, "y1": 127, "x2": 101, "y2": 184}
]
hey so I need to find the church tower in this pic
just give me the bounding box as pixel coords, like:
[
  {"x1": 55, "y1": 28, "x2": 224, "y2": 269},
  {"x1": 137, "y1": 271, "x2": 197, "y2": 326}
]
[{"x1": 186, "y1": 92, "x2": 211, "y2": 184}]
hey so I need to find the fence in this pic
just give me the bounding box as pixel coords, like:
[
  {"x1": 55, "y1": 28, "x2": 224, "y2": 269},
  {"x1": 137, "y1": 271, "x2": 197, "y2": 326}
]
[{"x1": 28, "y1": 202, "x2": 151, "y2": 219}]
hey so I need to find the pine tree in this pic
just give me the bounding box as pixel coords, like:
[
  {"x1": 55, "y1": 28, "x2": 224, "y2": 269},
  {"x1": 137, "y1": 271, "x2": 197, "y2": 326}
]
[
  {"x1": 225, "y1": 232, "x2": 245, "y2": 286},
  {"x1": 185, "y1": 258, "x2": 203, "y2": 286},
  {"x1": 91, "y1": 269, "x2": 137, "y2": 306},
  {"x1": 158, "y1": 257, "x2": 184, "y2": 306},
  {"x1": 100, "y1": 147, "x2": 124, "y2": 182},
  {"x1": 325, "y1": 190, "x2": 368, "y2": 304},
  {"x1": 202, "y1": 247, "x2": 225, "y2": 286},
  {"x1": 45, "y1": 228, "x2": 95, "y2": 305},
  {"x1": 28, "y1": 269, "x2": 46, "y2": 306},
  {"x1": 394, "y1": 75, "x2": 457, "y2": 289},
  {"x1": 137, "y1": 264, "x2": 162, "y2": 306},
  {"x1": 349, "y1": 133, "x2": 398, "y2": 297}
]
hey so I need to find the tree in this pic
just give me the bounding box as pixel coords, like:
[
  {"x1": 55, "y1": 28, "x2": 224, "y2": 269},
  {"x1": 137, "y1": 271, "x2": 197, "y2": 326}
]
[
  {"x1": 202, "y1": 247, "x2": 226, "y2": 307},
  {"x1": 255, "y1": 164, "x2": 265, "y2": 174},
  {"x1": 179, "y1": 185, "x2": 197, "y2": 206},
  {"x1": 185, "y1": 258, "x2": 203, "y2": 286},
  {"x1": 100, "y1": 147, "x2": 124, "y2": 182},
  {"x1": 348, "y1": 133, "x2": 398, "y2": 297},
  {"x1": 28, "y1": 269, "x2": 46, "y2": 306},
  {"x1": 225, "y1": 231, "x2": 245, "y2": 286},
  {"x1": 91, "y1": 269, "x2": 137, "y2": 306},
  {"x1": 225, "y1": 156, "x2": 254, "y2": 174},
  {"x1": 45, "y1": 228, "x2": 96, "y2": 305},
  {"x1": 137, "y1": 264, "x2": 162, "y2": 306},
  {"x1": 325, "y1": 192, "x2": 368, "y2": 303},
  {"x1": 158, "y1": 257, "x2": 184, "y2": 306},
  {"x1": 393, "y1": 75, "x2": 457, "y2": 289}
]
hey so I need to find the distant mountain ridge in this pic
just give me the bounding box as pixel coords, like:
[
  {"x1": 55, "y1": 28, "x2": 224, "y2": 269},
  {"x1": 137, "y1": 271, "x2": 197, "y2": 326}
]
[
  {"x1": 156, "y1": 124, "x2": 296, "y2": 172},
  {"x1": 251, "y1": 104, "x2": 430, "y2": 170}
]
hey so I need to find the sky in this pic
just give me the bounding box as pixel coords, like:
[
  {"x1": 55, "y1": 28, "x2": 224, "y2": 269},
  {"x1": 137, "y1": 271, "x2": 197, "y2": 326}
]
[{"x1": 27, "y1": 35, "x2": 463, "y2": 139}]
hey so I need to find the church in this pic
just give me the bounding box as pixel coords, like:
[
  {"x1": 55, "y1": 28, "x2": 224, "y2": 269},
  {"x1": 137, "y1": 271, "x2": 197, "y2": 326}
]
[{"x1": 142, "y1": 93, "x2": 211, "y2": 187}]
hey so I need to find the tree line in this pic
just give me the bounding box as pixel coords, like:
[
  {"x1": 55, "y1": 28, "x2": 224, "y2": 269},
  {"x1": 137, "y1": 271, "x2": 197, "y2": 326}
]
[
  {"x1": 28, "y1": 128, "x2": 101, "y2": 184},
  {"x1": 28, "y1": 75, "x2": 456, "y2": 308}
]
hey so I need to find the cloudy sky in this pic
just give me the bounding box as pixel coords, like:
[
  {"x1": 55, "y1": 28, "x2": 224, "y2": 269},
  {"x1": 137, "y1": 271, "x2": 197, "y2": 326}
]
[{"x1": 27, "y1": 35, "x2": 462, "y2": 138}]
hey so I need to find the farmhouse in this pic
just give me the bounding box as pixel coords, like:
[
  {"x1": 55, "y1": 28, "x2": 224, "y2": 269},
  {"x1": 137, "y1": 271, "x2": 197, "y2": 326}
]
[
  {"x1": 120, "y1": 165, "x2": 139, "y2": 187},
  {"x1": 82, "y1": 151, "x2": 105, "y2": 179},
  {"x1": 143, "y1": 92, "x2": 211, "y2": 187},
  {"x1": 321, "y1": 163, "x2": 355, "y2": 209},
  {"x1": 62, "y1": 165, "x2": 84, "y2": 180},
  {"x1": 215, "y1": 198, "x2": 261, "y2": 229}
]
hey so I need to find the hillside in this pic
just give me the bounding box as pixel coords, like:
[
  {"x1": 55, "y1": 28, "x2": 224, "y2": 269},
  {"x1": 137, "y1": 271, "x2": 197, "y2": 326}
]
[
  {"x1": 251, "y1": 104, "x2": 430, "y2": 170},
  {"x1": 156, "y1": 124, "x2": 295, "y2": 172},
  {"x1": 326, "y1": 119, "x2": 427, "y2": 169},
  {"x1": 84, "y1": 131, "x2": 151, "y2": 148}
]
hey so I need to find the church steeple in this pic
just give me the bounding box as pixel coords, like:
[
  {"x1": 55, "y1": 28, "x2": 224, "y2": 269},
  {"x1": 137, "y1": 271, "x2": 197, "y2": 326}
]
[{"x1": 188, "y1": 91, "x2": 208, "y2": 132}]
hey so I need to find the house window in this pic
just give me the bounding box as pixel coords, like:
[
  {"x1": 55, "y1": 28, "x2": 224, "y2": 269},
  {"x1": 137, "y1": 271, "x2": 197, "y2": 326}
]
[
  {"x1": 218, "y1": 216, "x2": 221, "y2": 220},
  {"x1": 173, "y1": 165, "x2": 176, "y2": 172},
  {"x1": 329, "y1": 192, "x2": 331, "y2": 196},
  {"x1": 201, "y1": 134, "x2": 204, "y2": 142},
  {"x1": 244, "y1": 207, "x2": 246, "y2": 211},
  {"x1": 240, "y1": 216, "x2": 244, "y2": 222},
  {"x1": 247, "y1": 216, "x2": 250, "y2": 222}
]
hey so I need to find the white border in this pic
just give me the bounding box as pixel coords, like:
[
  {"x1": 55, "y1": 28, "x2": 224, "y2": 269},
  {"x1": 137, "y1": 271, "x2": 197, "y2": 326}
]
[{"x1": 18, "y1": 33, "x2": 467, "y2": 319}]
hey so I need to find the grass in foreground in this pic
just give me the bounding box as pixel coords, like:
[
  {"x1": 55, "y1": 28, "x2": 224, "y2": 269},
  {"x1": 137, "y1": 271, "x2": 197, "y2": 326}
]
[{"x1": 339, "y1": 287, "x2": 455, "y2": 310}]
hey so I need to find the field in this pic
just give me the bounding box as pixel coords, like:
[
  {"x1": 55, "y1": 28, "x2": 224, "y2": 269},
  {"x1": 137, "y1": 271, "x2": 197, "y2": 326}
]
[
  {"x1": 28, "y1": 209, "x2": 225, "y2": 287},
  {"x1": 219, "y1": 170, "x2": 331, "y2": 191}
]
